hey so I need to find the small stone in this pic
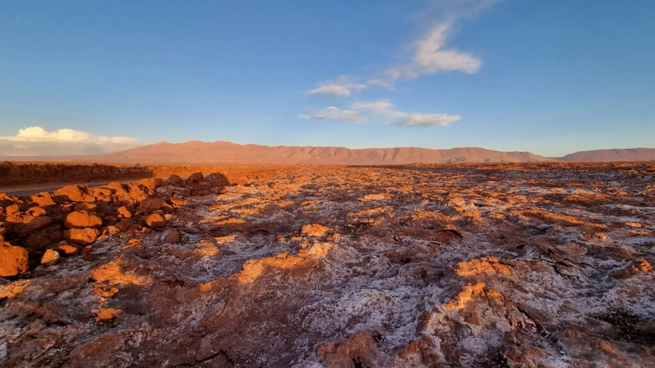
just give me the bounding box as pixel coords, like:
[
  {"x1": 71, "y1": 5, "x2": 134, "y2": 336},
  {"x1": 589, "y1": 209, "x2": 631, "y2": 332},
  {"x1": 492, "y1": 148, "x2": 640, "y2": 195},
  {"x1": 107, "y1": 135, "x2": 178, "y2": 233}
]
[
  {"x1": 138, "y1": 178, "x2": 164, "y2": 190},
  {"x1": 161, "y1": 229, "x2": 180, "y2": 243},
  {"x1": 74, "y1": 203, "x2": 98, "y2": 212},
  {"x1": 41, "y1": 249, "x2": 60, "y2": 264},
  {"x1": 145, "y1": 214, "x2": 166, "y2": 228},
  {"x1": 67, "y1": 228, "x2": 99, "y2": 245},
  {"x1": 117, "y1": 206, "x2": 132, "y2": 219},
  {"x1": 56, "y1": 243, "x2": 80, "y2": 255}
]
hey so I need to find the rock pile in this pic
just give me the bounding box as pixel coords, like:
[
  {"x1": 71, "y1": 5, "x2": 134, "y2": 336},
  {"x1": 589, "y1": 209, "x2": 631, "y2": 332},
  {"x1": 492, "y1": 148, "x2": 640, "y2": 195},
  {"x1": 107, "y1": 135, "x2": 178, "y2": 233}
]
[{"x1": 0, "y1": 172, "x2": 228, "y2": 277}]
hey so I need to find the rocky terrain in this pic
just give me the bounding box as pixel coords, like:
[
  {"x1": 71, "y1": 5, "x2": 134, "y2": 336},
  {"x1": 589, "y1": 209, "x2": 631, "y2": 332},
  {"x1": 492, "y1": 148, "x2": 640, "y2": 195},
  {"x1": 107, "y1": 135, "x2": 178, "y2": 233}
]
[{"x1": 0, "y1": 162, "x2": 654, "y2": 367}]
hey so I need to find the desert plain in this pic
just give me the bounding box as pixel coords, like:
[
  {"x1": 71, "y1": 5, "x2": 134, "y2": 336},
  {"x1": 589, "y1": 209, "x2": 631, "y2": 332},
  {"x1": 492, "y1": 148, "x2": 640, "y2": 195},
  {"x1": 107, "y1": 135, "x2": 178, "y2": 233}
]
[{"x1": 0, "y1": 161, "x2": 654, "y2": 367}]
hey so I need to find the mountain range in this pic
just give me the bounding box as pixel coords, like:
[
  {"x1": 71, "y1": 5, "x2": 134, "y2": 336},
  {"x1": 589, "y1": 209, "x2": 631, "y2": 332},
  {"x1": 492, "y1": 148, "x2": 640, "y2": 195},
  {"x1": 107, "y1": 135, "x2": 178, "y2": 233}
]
[{"x1": 2, "y1": 141, "x2": 654, "y2": 165}]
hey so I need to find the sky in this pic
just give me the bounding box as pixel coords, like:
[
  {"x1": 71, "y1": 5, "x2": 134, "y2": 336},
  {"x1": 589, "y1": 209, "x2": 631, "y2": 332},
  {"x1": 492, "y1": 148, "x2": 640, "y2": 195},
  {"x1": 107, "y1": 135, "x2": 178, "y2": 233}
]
[{"x1": 0, "y1": 0, "x2": 654, "y2": 157}]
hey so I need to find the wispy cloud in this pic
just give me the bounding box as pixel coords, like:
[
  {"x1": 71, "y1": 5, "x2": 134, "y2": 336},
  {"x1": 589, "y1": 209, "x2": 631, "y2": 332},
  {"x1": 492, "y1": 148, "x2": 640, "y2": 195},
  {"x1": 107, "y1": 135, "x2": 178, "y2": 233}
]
[
  {"x1": 304, "y1": 100, "x2": 459, "y2": 128},
  {"x1": 369, "y1": 20, "x2": 481, "y2": 87},
  {"x1": 397, "y1": 113, "x2": 461, "y2": 127},
  {"x1": 351, "y1": 100, "x2": 393, "y2": 110},
  {"x1": 307, "y1": 0, "x2": 493, "y2": 92},
  {"x1": 0, "y1": 126, "x2": 143, "y2": 156},
  {"x1": 301, "y1": 106, "x2": 361, "y2": 122},
  {"x1": 307, "y1": 77, "x2": 367, "y2": 97}
]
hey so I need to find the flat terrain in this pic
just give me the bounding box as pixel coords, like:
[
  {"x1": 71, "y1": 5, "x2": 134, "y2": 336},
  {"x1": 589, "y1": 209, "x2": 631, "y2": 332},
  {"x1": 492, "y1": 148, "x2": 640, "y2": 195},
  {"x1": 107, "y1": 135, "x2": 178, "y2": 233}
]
[{"x1": 1, "y1": 163, "x2": 654, "y2": 367}]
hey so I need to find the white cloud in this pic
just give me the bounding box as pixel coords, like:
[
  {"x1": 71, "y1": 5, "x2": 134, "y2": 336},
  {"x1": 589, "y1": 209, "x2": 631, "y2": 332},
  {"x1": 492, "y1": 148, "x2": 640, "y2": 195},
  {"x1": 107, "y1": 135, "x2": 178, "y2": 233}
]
[
  {"x1": 397, "y1": 113, "x2": 461, "y2": 127},
  {"x1": 307, "y1": 77, "x2": 367, "y2": 97},
  {"x1": 304, "y1": 100, "x2": 460, "y2": 128},
  {"x1": 0, "y1": 126, "x2": 143, "y2": 156},
  {"x1": 352, "y1": 100, "x2": 393, "y2": 110},
  {"x1": 301, "y1": 106, "x2": 362, "y2": 122},
  {"x1": 370, "y1": 20, "x2": 481, "y2": 87}
]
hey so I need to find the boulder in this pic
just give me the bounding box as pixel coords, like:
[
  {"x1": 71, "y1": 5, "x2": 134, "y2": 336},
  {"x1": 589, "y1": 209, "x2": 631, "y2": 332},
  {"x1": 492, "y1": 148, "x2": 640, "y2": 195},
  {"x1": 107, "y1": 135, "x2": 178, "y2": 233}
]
[
  {"x1": 187, "y1": 172, "x2": 204, "y2": 182},
  {"x1": 65, "y1": 211, "x2": 103, "y2": 229},
  {"x1": 137, "y1": 198, "x2": 167, "y2": 215},
  {"x1": 206, "y1": 172, "x2": 229, "y2": 186},
  {"x1": 0, "y1": 243, "x2": 29, "y2": 276},
  {"x1": 166, "y1": 174, "x2": 183, "y2": 186},
  {"x1": 67, "y1": 228, "x2": 99, "y2": 245},
  {"x1": 24, "y1": 234, "x2": 52, "y2": 250},
  {"x1": 145, "y1": 214, "x2": 166, "y2": 228},
  {"x1": 6, "y1": 204, "x2": 21, "y2": 215},
  {"x1": 41, "y1": 249, "x2": 60, "y2": 265},
  {"x1": 25, "y1": 216, "x2": 55, "y2": 231},
  {"x1": 127, "y1": 183, "x2": 149, "y2": 202},
  {"x1": 54, "y1": 185, "x2": 93, "y2": 203},
  {"x1": 31, "y1": 192, "x2": 55, "y2": 207}
]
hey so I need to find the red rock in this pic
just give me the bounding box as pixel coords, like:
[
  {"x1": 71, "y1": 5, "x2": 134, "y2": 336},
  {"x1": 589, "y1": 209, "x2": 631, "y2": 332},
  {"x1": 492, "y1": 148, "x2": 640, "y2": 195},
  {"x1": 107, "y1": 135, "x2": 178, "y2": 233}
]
[
  {"x1": 74, "y1": 203, "x2": 98, "y2": 212},
  {"x1": 24, "y1": 234, "x2": 52, "y2": 250},
  {"x1": 31, "y1": 192, "x2": 55, "y2": 207},
  {"x1": 54, "y1": 185, "x2": 93, "y2": 202},
  {"x1": 138, "y1": 177, "x2": 164, "y2": 190},
  {"x1": 145, "y1": 213, "x2": 166, "y2": 228},
  {"x1": 25, "y1": 216, "x2": 55, "y2": 231},
  {"x1": 6, "y1": 204, "x2": 20, "y2": 214},
  {"x1": 117, "y1": 206, "x2": 132, "y2": 219},
  {"x1": 0, "y1": 242, "x2": 29, "y2": 276},
  {"x1": 127, "y1": 183, "x2": 149, "y2": 202},
  {"x1": 41, "y1": 249, "x2": 60, "y2": 265},
  {"x1": 170, "y1": 198, "x2": 186, "y2": 207},
  {"x1": 65, "y1": 211, "x2": 103, "y2": 229},
  {"x1": 105, "y1": 182, "x2": 129, "y2": 199},
  {"x1": 166, "y1": 174, "x2": 183, "y2": 186},
  {"x1": 161, "y1": 228, "x2": 180, "y2": 243},
  {"x1": 187, "y1": 172, "x2": 204, "y2": 182},
  {"x1": 56, "y1": 243, "x2": 80, "y2": 255},
  {"x1": 67, "y1": 228, "x2": 99, "y2": 245},
  {"x1": 137, "y1": 198, "x2": 167, "y2": 215}
]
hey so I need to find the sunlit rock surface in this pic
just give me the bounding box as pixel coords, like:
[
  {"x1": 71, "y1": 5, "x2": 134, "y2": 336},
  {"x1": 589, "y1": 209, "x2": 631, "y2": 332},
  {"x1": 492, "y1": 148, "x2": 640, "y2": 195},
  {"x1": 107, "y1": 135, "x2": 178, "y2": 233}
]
[{"x1": 1, "y1": 163, "x2": 654, "y2": 367}]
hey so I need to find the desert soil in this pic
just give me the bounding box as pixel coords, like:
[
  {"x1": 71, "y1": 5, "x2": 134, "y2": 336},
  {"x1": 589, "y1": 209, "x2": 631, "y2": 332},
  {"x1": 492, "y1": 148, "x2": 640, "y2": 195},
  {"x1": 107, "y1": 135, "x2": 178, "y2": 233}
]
[{"x1": 1, "y1": 163, "x2": 654, "y2": 367}]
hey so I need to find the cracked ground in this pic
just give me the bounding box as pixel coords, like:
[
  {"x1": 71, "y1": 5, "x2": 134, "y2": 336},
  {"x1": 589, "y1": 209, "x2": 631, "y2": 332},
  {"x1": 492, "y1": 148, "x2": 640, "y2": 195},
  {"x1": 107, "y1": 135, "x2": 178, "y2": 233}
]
[{"x1": 1, "y1": 163, "x2": 654, "y2": 367}]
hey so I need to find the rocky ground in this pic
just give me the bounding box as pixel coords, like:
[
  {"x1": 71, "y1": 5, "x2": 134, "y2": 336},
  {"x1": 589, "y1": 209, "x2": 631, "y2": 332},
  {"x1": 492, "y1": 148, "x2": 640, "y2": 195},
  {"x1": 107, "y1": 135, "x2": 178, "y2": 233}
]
[{"x1": 0, "y1": 163, "x2": 654, "y2": 367}]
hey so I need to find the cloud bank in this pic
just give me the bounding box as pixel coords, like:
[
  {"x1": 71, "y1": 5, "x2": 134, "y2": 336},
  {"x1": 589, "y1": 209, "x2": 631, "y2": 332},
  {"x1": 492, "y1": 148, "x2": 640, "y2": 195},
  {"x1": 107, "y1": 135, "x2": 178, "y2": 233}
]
[{"x1": 0, "y1": 126, "x2": 143, "y2": 156}]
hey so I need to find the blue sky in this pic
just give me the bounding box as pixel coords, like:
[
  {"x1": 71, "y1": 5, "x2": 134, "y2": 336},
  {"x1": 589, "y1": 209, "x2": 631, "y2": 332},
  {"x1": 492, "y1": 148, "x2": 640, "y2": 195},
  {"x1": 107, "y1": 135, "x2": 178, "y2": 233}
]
[{"x1": 0, "y1": 0, "x2": 653, "y2": 157}]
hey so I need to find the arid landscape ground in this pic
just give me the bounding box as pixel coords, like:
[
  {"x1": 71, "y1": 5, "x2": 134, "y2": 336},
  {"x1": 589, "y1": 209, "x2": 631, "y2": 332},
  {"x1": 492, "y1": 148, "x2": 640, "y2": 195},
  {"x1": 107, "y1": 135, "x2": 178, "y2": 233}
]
[{"x1": 0, "y1": 162, "x2": 653, "y2": 367}]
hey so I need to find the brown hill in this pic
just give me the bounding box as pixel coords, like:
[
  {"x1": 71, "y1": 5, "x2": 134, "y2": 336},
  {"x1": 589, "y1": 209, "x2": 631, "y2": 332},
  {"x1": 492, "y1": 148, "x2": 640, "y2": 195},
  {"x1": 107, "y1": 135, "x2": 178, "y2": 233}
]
[
  {"x1": 561, "y1": 148, "x2": 655, "y2": 162},
  {"x1": 75, "y1": 141, "x2": 552, "y2": 165}
]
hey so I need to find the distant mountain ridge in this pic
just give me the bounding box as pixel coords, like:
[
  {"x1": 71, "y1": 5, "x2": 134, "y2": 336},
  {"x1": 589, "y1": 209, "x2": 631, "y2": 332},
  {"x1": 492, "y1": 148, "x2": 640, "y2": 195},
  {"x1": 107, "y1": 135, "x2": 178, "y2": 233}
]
[
  {"x1": 3, "y1": 142, "x2": 654, "y2": 165},
  {"x1": 80, "y1": 141, "x2": 551, "y2": 165},
  {"x1": 561, "y1": 148, "x2": 655, "y2": 162}
]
